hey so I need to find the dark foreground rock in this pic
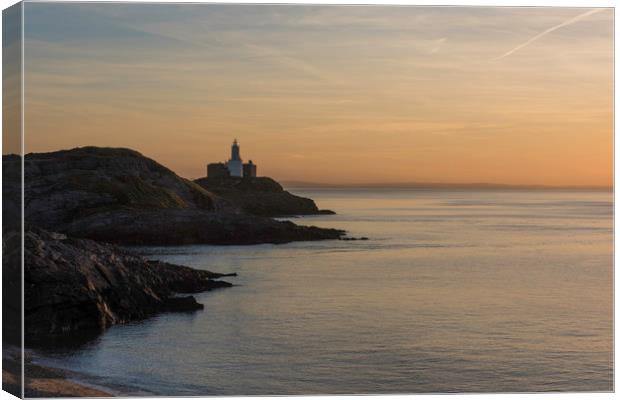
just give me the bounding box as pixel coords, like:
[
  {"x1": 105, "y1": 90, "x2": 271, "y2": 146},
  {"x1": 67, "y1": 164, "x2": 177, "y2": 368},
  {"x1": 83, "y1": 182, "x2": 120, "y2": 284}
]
[
  {"x1": 3, "y1": 147, "x2": 345, "y2": 245},
  {"x1": 194, "y1": 176, "x2": 336, "y2": 217},
  {"x1": 4, "y1": 228, "x2": 235, "y2": 337}
]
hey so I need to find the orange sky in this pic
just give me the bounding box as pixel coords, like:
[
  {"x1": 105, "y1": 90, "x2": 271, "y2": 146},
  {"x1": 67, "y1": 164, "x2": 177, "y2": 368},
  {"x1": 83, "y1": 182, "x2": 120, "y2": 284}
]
[{"x1": 12, "y1": 4, "x2": 614, "y2": 186}]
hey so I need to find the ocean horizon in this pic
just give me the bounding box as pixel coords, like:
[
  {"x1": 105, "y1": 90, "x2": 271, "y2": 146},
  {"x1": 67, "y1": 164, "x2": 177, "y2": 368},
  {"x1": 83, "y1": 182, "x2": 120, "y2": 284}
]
[{"x1": 281, "y1": 183, "x2": 613, "y2": 191}]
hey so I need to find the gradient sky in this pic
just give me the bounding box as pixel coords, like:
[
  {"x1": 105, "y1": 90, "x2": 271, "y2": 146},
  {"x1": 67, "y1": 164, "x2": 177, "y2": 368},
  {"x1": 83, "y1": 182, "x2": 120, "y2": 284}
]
[{"x1": 20, "y1": 3, "x2": 613, "y2": 186}]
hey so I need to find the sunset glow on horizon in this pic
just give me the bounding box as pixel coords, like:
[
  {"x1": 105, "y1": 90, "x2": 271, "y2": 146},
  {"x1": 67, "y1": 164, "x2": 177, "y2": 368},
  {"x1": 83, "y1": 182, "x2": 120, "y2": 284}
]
[{"x1": 14, "y1": 4, "x2": 613, "y2": 186}]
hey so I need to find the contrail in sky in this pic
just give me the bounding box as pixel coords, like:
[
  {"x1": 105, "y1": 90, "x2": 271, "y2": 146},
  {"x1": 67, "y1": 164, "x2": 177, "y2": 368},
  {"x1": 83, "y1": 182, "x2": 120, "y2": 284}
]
[{"x1": 494, "y1": 8, "x2": 604, "y2": 60}]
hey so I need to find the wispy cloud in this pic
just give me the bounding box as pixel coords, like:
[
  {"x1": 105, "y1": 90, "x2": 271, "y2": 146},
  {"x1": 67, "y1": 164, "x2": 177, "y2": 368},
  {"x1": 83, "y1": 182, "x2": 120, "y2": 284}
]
[
  {"x1": 429, "y1": 37, "x2": 447, "y2": 54},
  {"x1": 494, "y1": 8, "x2": 604, "y2": 60},
  {"x1": 244, "y1": 43, "x2": 343, "y2": 85}
]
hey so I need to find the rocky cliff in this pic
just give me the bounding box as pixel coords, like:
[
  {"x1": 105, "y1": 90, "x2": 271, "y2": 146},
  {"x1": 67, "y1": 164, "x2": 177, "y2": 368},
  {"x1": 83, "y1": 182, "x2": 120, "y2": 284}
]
[
  {"x1": 4, "y1": 227, "x2": 235, "y2": 337},
  {"x1": 194, "y1": 176, "x2": 335, "y2": 217},
  {"x1": 3, "y1": 147, "x2": 344, "y2": 245}
]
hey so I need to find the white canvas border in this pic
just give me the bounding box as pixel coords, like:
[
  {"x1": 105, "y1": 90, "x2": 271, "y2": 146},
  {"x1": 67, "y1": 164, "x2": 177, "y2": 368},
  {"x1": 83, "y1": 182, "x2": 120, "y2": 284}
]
[{"x1": 0, "y1": 1, "x2": 615, "y2": 399}]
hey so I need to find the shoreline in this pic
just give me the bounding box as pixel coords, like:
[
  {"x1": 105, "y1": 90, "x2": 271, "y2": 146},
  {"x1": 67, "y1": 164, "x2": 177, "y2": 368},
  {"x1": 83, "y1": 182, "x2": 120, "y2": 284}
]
[
  {"x1": 4, "y1": 346, "x2": 162, "y2": 397},
  {"x1": 4, "y1": 347, "x2": 119, "y2": 398}
]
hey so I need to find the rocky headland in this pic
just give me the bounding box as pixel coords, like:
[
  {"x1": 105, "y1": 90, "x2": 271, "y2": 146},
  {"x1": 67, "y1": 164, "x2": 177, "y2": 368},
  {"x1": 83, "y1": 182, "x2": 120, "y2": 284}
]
[
  {"x1": 3, "y1": 147, "x2": 344, "y2": 245},
  {"x1": 194, "y1": 176, "x2": 335, "y2": 217}
]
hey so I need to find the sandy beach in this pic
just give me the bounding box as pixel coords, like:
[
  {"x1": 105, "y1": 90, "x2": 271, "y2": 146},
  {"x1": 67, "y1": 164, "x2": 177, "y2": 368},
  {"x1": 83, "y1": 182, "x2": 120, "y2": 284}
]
[{"x1": 3, "y1": 347, "x2": 113, "y2": 398}]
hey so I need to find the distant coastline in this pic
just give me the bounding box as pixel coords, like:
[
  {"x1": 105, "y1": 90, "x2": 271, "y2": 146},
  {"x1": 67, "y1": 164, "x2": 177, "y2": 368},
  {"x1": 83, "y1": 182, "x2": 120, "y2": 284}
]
[{"x1": 281, "y1": 181, "x2": 613, "y2": 191}]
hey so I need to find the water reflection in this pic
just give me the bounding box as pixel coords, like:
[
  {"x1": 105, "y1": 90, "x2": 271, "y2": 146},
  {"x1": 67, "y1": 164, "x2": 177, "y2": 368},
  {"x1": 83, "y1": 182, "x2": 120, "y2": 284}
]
[{"x1": 32, "y1": 189, "x2": 613, "y2": 395}]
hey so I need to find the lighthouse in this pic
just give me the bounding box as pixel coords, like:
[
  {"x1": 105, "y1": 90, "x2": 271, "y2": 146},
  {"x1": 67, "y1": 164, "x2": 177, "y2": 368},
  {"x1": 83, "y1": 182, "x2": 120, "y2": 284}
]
[
  {"x1": 226, "y1": 139, "x2": 243, "y2": 177},
  {"x1": 207, "y1": 139, "x2": 258, "y2": 179}
]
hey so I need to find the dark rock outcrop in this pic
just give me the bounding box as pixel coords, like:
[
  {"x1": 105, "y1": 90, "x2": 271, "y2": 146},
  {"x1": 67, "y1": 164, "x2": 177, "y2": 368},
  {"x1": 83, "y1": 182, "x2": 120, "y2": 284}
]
[
  {"x1": 4, "y1": 227, "x2": 235, "y2": 337},
  {"x1": 3, "y1": 147, "x2": 344, "y2": 245},
  {"x1": 194, "y1": 176, "x2": 336, "y2": 217},
  {"x1": 61, "y1": 208, "x2": 343, "y2": 245},
  {"x1": 162, "y1": 296, "x2": 204, "y2": 312}
]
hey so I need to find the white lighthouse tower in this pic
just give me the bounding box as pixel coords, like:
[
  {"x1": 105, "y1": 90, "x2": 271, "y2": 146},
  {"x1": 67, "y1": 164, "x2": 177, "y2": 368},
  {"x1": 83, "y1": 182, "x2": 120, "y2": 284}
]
[{"x1": 225, "y1": 139, "x2": 243, "y2": 177}]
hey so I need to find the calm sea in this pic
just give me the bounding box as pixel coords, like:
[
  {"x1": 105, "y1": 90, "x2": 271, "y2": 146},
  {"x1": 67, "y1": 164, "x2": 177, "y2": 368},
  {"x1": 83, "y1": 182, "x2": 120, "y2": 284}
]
[{"x1": 33, "y1": 189, "x2": 613, "y2": 394}]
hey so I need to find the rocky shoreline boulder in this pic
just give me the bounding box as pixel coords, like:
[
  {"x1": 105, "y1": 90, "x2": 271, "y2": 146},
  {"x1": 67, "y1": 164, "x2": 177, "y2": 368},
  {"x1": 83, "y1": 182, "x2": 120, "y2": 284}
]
[{"x1": 4, "y1": 227, "x2": 235, "y2": 338}]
